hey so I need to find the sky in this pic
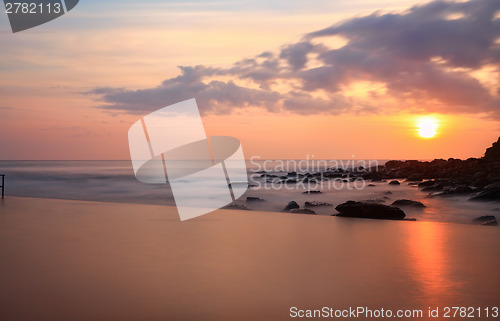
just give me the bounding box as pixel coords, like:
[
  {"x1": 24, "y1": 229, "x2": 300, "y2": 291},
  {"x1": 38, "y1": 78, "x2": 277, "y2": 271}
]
[{"x1": 0, "y1": 0, "x2": 499, "y2": 160}]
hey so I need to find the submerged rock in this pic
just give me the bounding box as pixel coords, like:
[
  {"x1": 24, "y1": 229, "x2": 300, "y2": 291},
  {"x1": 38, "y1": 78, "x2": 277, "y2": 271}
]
[
  {"x1": 246, "y1": 197, "x2": 265, "y2": 202},
  {"x1": 304, "y1": 201, "x2": 332, "y2": 207},
  {"x1": 302, "y1": 190, "x2": 322, "y2": 194},
  {"x1": 422, "y1": 184, "x2": 444, "y2": 192},
  {"x1": 472, "y1": 215, "x2": 498, "y2": 226},
  {"x1": 418, "y1": 180, "x2": 438, "y2": 188},
  {"x1": 222, "y1": 204, "x2": 251, "y2": 210},
  {"x1": 391, "y1": 199, "x2": 425, "y2": 208},
  {"x1": 283, "y1": 201, "x2": 300, "y2": 211},
  {"x1": 469, "y1": 183, "x2": 500, "y2": 201},
  {"x1": 289, "y1": 208, "x2": 317, "y2": 215},
  {"x1": 334, "y1": 201, "x2": 406, "y2": 220}
]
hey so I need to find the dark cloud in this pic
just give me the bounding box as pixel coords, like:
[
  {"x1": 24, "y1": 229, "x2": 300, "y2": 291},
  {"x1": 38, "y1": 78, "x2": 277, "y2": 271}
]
[{"x1": 89, "y1": 0, "x2": 500, "y2": 118}]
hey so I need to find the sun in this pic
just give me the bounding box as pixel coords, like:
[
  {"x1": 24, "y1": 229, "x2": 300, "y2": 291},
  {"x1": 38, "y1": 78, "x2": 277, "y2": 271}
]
[{"x1": 416, "y1": 116, "x2": 439, "y2": 139}]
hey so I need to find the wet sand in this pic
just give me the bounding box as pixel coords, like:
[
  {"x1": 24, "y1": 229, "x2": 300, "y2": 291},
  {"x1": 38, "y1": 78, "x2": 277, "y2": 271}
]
[{"x1": 0, "y1": 197, "x2": 499, "y2": 321}]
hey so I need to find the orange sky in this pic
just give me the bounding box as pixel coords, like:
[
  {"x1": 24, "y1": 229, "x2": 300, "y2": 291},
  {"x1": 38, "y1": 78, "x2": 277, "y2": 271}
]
[{"x1": 0, "y1": 0, "x2": 499, "y2": 160}]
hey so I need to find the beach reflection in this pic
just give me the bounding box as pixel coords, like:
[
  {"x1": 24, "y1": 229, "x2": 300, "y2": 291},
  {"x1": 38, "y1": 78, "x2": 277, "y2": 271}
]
[{"x1": 406, "y1": 223, "x2": 462, "y2": 307}]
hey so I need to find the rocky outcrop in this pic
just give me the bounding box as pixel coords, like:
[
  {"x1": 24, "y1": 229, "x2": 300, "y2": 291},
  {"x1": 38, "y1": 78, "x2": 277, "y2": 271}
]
[
  {"x1": 472, "y1": 215, "x2": 498, "y2": 226},
  {"x1": 484, "y1": 137, "x2": 500, "y2": 160},
  {"x1": 334, "y1": 201, "x2": 406, "y2": 220},
  {"x1": 391, "y1": 199, "x2": 425, "y2": 208},
  {"x1": 283, "y1": 201, "x2": 300, "y2": 211},
  {"x1": 289, "y1": 208, "x2": 317, "y2": 215},
  {"x1": 363, "y1": 137, "x2": 500, "y2": 190},
  {"x1": 469, "y1": 183, "x2": 500, "y2": 201}
]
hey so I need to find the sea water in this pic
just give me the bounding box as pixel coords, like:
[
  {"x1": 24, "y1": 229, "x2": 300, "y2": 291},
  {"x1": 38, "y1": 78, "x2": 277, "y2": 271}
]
[{"x1": 0, "y1": 160, "x2": 498, "y2": 225}]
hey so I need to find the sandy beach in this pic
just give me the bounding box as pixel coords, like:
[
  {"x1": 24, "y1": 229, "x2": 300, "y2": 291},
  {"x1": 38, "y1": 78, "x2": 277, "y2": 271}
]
[{"x1": 0, "y1": 196, "x2": 498, "y2": 321}]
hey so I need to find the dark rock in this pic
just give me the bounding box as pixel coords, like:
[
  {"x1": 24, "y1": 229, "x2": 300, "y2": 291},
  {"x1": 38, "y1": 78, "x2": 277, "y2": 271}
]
[
  {"x1": 222, "y1": 204, "x2": 251, "y2": 210},
  {"x1": 246, "y1": 197, "x2": 265, "y2": 202},
  {"x1": 335, "y1": 201, "x2": 406, "y2": 220},
  {"x1": 469, "y1": 183, "x2": 500, "y2": 201},
  {"x1": 289, "y1": 208, "x2": 317, "y2": 215},
  {"x1": 368, "y1": 184, "x2": 376, "y2": 187},
  {"x1": 303, "y1": 190, "x2": 322, "y2": 194},
  {"x1": 484, "y1": 137, "x2": 500, "y2": 160},
  {"x1": 432, "y1": 185, "x2": 474, "y2": 197},
  {"x1": 383, "y1": 191, "x2": 393, "y2": 195},
  {"x1": 391, "y1": 199, "x2": 425, "y2": 208},
  {"x1": 389, "y1": 180, "x2": 400, "y2": 185},
  {"x1": 260, "y1": 173, "x2": 277, "y2": 178},
  {"x1": 385, "y1": 160, "x2": 404, "y2": 169},
  {"x1": 406, "y1": 173, "x2": 423, "y2": 181},
  {"x1": 418, "y1": 180, "x2": 438, "y2": 187},
  {"x1": 305, "y1": 201, "x2": 332, "y2": 207},
  {"x1": 447, "y1": 185, "x2": 473, "y2": 194},
  {"x1": 472, "y1": 215, "x2": 498, "y2": 226},
  {"x1": 283, "y1": 201, "x2": 300, "y2": 211},
  {"x1": 422, "y1": 184, "x2": 443, "y2": 192}
]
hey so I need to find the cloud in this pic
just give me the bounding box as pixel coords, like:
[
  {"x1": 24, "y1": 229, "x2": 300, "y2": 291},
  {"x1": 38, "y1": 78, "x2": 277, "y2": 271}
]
[{"x1": 89, "y1": 0, "x2": 500, "y2": 118}]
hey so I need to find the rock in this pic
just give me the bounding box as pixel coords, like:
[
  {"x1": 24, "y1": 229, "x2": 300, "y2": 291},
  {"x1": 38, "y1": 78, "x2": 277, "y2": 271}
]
[
  {"x1": 334, "y1": 201, "x2": 406, "y2": 220},
  {"x1": 469, "y1": 183, "x2": 500, "y2": 201},
  {"x1": 389, "y1": 180, "x2": 400, "y2": 185},
  {"x1": 406, "y1": 173, "x2": 423, "y2": 181},
  {"x1": 422, "y1": 184, "x2": 443, "y2": 192},
  {"x1": 304, "y1": 201, "x2": 332, "y2": 207},
  {"x1": 222, "y1": 204, "x2": 251, "y2": 210},
  {"x1": 260, "y1": 173, "x2": 278, "y2": 178},
  {"x1": 246, "y1": 197, "x2": 265, "y2": 202},
  {"x1": 385, "y1": 160, "x2": 404, "y2": 169},
  {"x1": 289, "y1": 208, "x2": 317, "y2": 215},
  {"x1": 391, "y1": 199, "x2": 425, "y2": 208},
  {"x1": 368, "y1": 184, "x2": 376, "y2": 187},
  {"x1": 447, "y1": 185, "x2": 473, "y2": 194},
  {"x1": 302, "y1": 190, "x2": 322, "y2": 194},
  {"x1": 418, "y1": 180, "x2": 438, "y2": 187},
  {"x1": 432, "y1": 185, "x2": 473, "y2": 197},
  {"x1": 472, "y1": 215, "x2": 498, "y2": 226},
  {"x1": 283, "y1": 201, "x2": 300, "y2": 211},
  {"x1": 484, "y1": 137, "x2": 500, "y2": 160},
  {"x1": 383, "y1": 191, "x2": 393, "y2": 195}
]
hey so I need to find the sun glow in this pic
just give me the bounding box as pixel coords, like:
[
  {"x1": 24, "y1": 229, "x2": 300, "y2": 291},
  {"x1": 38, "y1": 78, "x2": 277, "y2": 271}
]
[{"x1": 416, "y1": 116, "x2": 439, "y2": 139}]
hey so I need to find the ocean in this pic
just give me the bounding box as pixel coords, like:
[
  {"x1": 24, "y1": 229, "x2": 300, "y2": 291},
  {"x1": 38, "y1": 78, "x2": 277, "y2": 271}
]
[{"x1": 0, "y1": 160, "x2": 498, "y2": 225}]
